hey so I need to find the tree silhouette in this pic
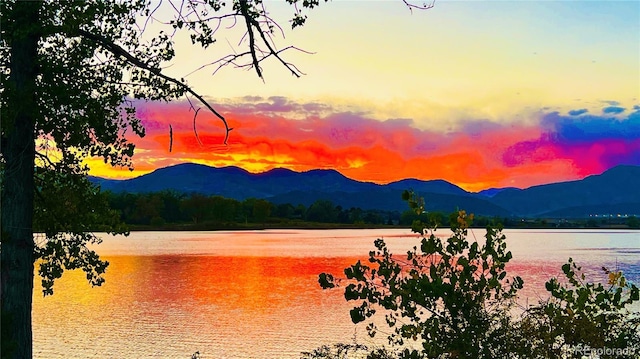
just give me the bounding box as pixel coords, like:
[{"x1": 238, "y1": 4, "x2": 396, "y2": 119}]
[{"x1": 0, "y1": 1, "x2": 432, "y2": 357}]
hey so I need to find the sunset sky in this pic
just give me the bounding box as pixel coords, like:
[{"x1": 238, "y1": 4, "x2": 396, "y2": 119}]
[{"x1": 88, "y1": 0, "x2": 640, "y2": 192}]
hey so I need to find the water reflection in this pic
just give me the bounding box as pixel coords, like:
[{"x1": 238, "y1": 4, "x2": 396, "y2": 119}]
[
  {"x1": 34, "y1": 255, "x2": 365, "y2": 358},
  {"x1": 33, "y1": 229, "x2": 639, "y2": 358}
]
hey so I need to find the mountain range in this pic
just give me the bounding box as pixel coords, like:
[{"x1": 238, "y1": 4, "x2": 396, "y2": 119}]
[{"x1": 90, "y1": 164, "x2": 640, "y2": 218}]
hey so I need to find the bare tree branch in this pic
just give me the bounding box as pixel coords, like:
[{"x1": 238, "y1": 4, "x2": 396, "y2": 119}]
[
  {"x1": 169, "y1": 124, "x2": 173, "y2": 152},
  {"x1": 258, "y1": 2, "x2": 286, "y2": 39},
  {"x1": 238, "y1": 0, "x2": 263, "y2": 79},
  {"x1": 184, "y1": 96, "x2": 205, "y2": 146},
  {"x1": 248, "y1": 15, "x2": 302, "y2": 78},
  {"x1": 193, "y1": 107, "x2": 204, "y2": 146},
  {"x1": 139, "y1": 0, "x2": 164, "y2": 33},
  {"x1": 76, "y1": 28, "x2": 233, "y2": 144},
  {"x1": 403, "y1": 0, "x2": 436, "y2": 12}
]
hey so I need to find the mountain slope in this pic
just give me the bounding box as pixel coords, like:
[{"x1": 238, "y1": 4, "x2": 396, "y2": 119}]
[
  {"x1": 94, "y1": 163, "x2": 381, "y2": 199},
  {"x1": 91, "y1": 163, "x2": 640, "y2": 217},
  {"x1": 491, "y1": 165, "x2": 640, "y2": 216},
  {"x1": 386, "y1": 179, "x2": 470, "y2": 196}
]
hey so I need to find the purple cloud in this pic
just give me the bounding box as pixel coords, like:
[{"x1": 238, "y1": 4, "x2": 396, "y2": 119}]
[{"x1": 504, "y1": 108, "x2": 640, "y2": 172}]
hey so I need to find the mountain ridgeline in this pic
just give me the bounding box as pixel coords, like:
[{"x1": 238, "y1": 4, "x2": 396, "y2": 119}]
[{"x1": 90, "y1": 164, "x2": 640, "y2": 218}]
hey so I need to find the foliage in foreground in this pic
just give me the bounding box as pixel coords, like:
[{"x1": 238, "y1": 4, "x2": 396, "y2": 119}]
[
  {"x1": 313, "y1": 191, "x2": 640, "y2": 359},
  {"x1": 513, "y1": 259, "x2": 640, "y2": 358},
  {"x1": 2, "y1": 0, "x2": 338, "y2": 355},
  {"x1": 300, "y1": 343, "x2": 401, "y2": 359},
  {"x1": 33, "y1": 168, "x2": 128, "y2": 296}
]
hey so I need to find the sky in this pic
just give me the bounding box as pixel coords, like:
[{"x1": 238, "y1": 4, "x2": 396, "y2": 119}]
[{"x1": 87, "y1": 0, "x2": 640, "y2": 192}]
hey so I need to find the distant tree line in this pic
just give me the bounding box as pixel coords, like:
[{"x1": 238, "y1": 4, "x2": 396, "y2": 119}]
[
  {"x1": 100, "y1": 190, "x2": 640, "y2": 229},
  {"x1": 103, "y1": 191, "x2": 405, "y2": 227}
]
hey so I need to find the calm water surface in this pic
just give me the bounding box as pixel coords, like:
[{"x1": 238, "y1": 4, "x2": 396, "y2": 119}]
[{"x1": 32, "y1": 229, "x2": 640, "y2": 358}]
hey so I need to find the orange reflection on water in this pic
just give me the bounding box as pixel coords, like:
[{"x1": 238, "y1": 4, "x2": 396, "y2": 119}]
[
  {"x1": 33, "y1": 255, "x2": 366, "y2": 359},
  {"x1": 32, "y1": 228, "x2": 640, "y2": 358},
  {"x1": 112, "y1": 255, "x2": 362, "y2": 309}
]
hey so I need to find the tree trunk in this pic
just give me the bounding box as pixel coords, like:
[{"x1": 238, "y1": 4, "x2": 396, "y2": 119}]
[{"x1": 1, "y1": 2, "x2": 41, "y2": 358}]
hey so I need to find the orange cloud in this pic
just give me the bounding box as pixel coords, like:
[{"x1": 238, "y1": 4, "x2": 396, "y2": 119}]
[{"x1": 88, "y1": 98, "x2": 639, "y2": 192}]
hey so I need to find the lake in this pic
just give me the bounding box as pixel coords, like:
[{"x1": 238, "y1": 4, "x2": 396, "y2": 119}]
[{"x1": 32, "y1": 229, "x2": 640, "y2": 358}]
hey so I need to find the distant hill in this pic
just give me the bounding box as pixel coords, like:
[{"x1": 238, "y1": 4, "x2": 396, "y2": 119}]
[
  {"x1": 539, "y1": 203, "x2": 640, "y2": 219},
  {"x1": 90, "y1": 163, "x2": 640, "y2": 218},
  {"x1": 92, "y1": 163, "x2": 380, "y2": 199},
  {"x1": 490, "y1": 165, "x2": 640, "y2": 217},
  {"x1": 386, "y1": 179, "x2": 470, "y2": 197},
  {"x1": 475, "y1": 187, "x2": 519, "y2": 198}
]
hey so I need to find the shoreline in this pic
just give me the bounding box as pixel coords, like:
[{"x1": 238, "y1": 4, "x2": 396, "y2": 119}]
[{"x1": 125, "y1": 222, "x2": 637, "y2": 232}]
